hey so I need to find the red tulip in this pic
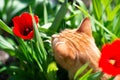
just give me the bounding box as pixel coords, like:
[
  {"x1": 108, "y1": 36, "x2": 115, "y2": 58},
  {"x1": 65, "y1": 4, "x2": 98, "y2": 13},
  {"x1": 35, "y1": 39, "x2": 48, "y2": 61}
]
[
  {"x1": 99, "y1": 39, "x2": 120, "y2": 76},
  {"x1": 12, "y1": 12, "x2": 39, "y2": 40}
]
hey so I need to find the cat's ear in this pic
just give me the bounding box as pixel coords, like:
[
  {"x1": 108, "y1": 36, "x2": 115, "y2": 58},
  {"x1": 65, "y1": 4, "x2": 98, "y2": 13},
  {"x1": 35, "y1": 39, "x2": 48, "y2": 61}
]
[{"x1": 76, "y1": 17, "x2": 92, "y2": 37}]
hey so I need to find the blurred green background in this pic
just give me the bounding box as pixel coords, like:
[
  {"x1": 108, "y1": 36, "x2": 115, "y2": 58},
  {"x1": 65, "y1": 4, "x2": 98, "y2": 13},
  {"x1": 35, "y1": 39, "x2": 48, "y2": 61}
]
[{"x1": 0, "y1": 0, "x2": 120, "y2": 47}]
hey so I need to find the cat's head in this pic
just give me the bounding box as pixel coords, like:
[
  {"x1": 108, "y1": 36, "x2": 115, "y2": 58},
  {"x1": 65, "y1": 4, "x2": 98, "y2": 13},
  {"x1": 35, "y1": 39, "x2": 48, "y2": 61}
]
[{"x1": 51, "y1": 18, "x2": 100, "y2": 78}]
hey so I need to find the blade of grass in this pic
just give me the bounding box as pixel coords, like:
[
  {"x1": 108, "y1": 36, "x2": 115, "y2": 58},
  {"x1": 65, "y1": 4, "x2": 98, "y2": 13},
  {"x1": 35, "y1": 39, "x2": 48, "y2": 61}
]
[
  {"x1": 73, "y1": 3, "x2": 90, "y2": 17},
  {"x1": 108, "y1": 4, "x2": 120, "y2": 21},
  {"x1": 92, "y1": 0, "x2": 102, "y2": 20},
  {"x1": 30, "y1": 7, "x2": 47, "y2": 61},
  {"x1": 88, "y1": 72, "x2": 103, "y2": 80},
  {"x1": 29, "y1": 7, "x2": 47, "y2": 72},
  {"x1": 76, "y1": 0, "x2": 87, "y2": 11},
  {"x1": 0, "y1": 35, "x2": 14, "y2": 50},
  {"x1": 101, "y1": 0, "x2": 112, "y2": 19},
  {"x1": 74, "y1": 63, "x2": 89, "y2": 80},
  {"x1": 48, "y1": 0, "x2": 68, "y2": 35},
  {"x1": 44, "y1": 0, "x2": 48, "y2": 24},
  {"x1": 0, "y1": 67, "x2": 7, "y2": 73},
  {"x1": 79, "y1": 69, "x2": 93, "y2": 80},
  {"x1": 114, "y1": 15, "x2": 120, "y2": 36},
  {"x1": 15, "y1": 38, "x2": 32, "y2": 62},
  {"x1": 2, "y1": 0, "x2": 9, "y2": 16},
  {"x1": 0, "y1": 19, "x2": 13, "y2": 35},
  {"x1": 0, "y1": 66, "x2": 19, "y2": 73}
]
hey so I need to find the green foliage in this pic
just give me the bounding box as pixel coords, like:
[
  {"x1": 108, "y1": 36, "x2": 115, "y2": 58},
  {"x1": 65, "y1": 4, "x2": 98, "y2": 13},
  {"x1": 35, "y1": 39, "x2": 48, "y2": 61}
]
[
  {"x1": 0, "y1": 19, "x2": 13, "y2": 35},
  {"x1": 47, "y1": 62, "x2": 58, "y2": 80},
  {"x1": 73, "y1": 63, "x2": 103, "y2": 80},
  {"x1": 48, "y1": 0, "x2": 68, "y2": 35},
  {"x1": 74, "y1": 63, "x2": 89, "y2": 80},
  {"x1": 78, "y1": 69, "x2": 93, "y2": 80},
  {"x1": 92, "y1": 0, "x2": 103, "y2": 20},
  {"x1": 88, "y1": 72, "x2": 103, "y2": 80},
  {"x1": 91, "y1": 0, "x2": 120, "y2": 48}
]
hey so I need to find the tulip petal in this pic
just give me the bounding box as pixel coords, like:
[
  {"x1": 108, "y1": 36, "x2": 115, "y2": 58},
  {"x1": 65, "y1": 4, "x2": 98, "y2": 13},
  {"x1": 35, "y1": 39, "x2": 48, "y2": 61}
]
[{"x1": 99, "y1": 39, "x2": 120, "y2": 76}]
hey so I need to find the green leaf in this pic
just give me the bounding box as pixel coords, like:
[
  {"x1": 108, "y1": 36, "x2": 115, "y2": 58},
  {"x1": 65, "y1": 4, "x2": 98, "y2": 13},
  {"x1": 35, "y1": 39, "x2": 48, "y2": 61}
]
[
  {"x1": 101, "y1": 0, "x2": 112, "y2": 18},
  {"x1": 48, "y1": 0, "x2": 68, "y2": 35},
  {"x1": 114, "y1": 15, "x2": 120, "y2": 37},
  {"x1": 0, "y1": 35, "x2": 14, "y2": 50},
  {"x1": 15, "y1": 38, "x2": 33, "y2": 63},
  {"x1": 108, "y1": 4, "x2": 120, "y2": 21},
  {"x1": 0, "y1": 66, "x2": 19, "y2": 73},
  {"x1": 0, "y1": 66, "x2": 7, "y2": 73},
  {"x1": 47, "y1": 62, "x2": 58, "y2": 73},
  {"x1": 74, "y1": 63, "x2": 89, "y2": 80},
  {"x1": 30, "y1": 7, "x2": 48, "y2": 72},
  {"x1": 0, "y1": 19, "x2": 13, "y2": 35},
  {"x1": 43, "y1": 0, "x2": 48, "y2": 24},
  {"x1": 30, "y1": 7, "x2": 47, "y2": 60},
  {"x1": 73, "y1": 4, "x2": 90, "y2": 17},
  {"x1": 39, "y1": 23, "x2": 52, "y2": 33},
  {"x1": 79, "y1": 69, "x2": 93, "y2": 80},
  {"x1": 47, "y1": 62, "x2": 58, "y2": 80},
  {"x1": 88, "y1": 72, "x2": 103, "y2": 80},
  {"x1": 76, "y1": 0, "x2": 87, "y2": 11},
  {"x1": 92, "y1": 0, "x2": 102, "y2": 20}
]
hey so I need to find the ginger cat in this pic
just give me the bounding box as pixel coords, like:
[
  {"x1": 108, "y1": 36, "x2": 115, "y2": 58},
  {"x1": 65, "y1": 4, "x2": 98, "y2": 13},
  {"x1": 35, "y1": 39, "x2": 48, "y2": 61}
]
[{"x1": 51, "y1": 18, "x2": 118, "y2": 80}]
